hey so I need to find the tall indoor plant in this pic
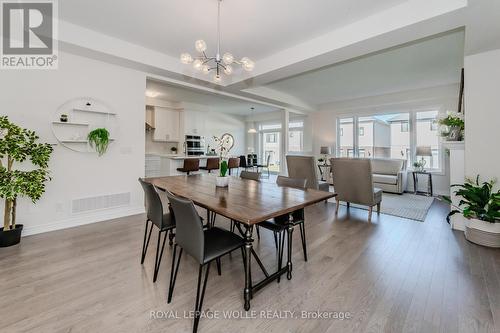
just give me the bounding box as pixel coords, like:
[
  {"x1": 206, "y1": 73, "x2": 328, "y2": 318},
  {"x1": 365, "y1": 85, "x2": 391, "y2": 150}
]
[
  {"x1": 0, "y1": 116, "x2": 53, "y2": 247},
  {"x1": 442, "y1": 176, "x2": 500, "y2": 247},
  {"x1": 212, "y1": 134, "x2": 233, "y2": 187}
]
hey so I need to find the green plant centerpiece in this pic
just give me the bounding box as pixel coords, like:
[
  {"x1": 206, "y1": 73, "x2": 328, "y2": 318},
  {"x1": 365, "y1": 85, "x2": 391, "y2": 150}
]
[
  {"x1": 87, "y1": 128, "x2": 110, "y2": 156},
  {"x1": 438, "y1": 111, "x2": 464, "y2": 141},
  {"x1": 212, "y1": 134, "x2": 234, "y2": 188},
  {"x1": 0, "y1": 116, "x2": 53, "y2": 247},
  {"x1": 441, "y1": 176, "x2": 500, "y2": 247}
]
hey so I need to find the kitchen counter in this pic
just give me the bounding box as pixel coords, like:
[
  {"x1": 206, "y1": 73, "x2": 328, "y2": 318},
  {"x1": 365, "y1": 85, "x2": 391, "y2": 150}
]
[
  {"x1": 145, "y1": 153, "x2": 219, "y2": 177},
  {"x1": 146, "y1": 153, "x2": 217, "y2": 160}
]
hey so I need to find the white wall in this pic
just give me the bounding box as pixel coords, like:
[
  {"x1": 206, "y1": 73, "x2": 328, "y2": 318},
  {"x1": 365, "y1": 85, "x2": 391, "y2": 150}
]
[
  {"x1": 464, "y1": 49, "x2": 500, "y2": 187},
  {"x1": 0, "y1": 51, "x2": 146, "y2": 235},
  {"x1": 311, "y1": 85, "x2": 458, "y2": 195}
]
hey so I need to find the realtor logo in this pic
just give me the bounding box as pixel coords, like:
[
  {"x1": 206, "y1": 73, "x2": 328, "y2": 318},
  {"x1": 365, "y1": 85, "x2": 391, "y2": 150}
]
[{"x1": 1, "y1": 0, "x2": 58, "y2": 69}]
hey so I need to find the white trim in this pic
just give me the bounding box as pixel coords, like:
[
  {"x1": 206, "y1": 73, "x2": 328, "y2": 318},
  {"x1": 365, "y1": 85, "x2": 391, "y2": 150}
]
[{"x1": 21, "y1": 206, "x2": 145, "y2": 237}]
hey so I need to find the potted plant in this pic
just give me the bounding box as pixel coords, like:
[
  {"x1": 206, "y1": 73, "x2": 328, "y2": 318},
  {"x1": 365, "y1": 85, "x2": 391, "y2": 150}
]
[
  {"x1": 216, "y1": 160, "x2": 229, "y2": 187},
  {"x1": 0, "y1": 116, "x2": 53, "y2": 247},
  {"x1": 442, "y1": 176, "x2": 500, "y2": 247},
  {"x1": 87, "y1": 128, "x2": 110, "y2": 156},
  {"x1": 212, "y1": 134, "x2": 233, "y2": 188},
  {"x1": 438, "y1": 111, "x2": 464, "y2": 141},
  {"x1": 170, "y1": 146, "x2": 178, "y2": 154}
]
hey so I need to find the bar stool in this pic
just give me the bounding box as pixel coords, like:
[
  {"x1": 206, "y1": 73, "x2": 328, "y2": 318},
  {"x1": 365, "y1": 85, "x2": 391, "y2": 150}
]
[
  {"x1": 227, "y1": 157, "x2": 239, "y2": 175},
  {"x1": 200, "y1": 157, "x2": 220, "y2": 173},
  {"x1": 177, "y1": 158, "x2": 200, "y2": 175}
]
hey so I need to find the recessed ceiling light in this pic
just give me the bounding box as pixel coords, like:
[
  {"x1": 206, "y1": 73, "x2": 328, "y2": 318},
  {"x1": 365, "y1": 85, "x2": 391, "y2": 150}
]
[{"x1": 145, "y1": 90, "x2": 160, "y2": 98}]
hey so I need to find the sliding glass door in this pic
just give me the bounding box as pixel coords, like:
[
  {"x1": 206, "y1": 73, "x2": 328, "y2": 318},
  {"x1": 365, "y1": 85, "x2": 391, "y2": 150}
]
[{"x1": 259, "y1": 123, "x2": 281, "y2": 173}]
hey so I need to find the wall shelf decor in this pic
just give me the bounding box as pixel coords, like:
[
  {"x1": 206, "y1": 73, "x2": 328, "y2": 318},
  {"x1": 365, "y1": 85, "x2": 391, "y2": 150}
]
[{"x1": 52, "y1": 97, "x2": 119, "y2": 153}]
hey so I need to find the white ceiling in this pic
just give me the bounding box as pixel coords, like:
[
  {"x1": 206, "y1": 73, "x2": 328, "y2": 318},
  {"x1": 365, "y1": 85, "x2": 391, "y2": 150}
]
[
  {"x1": 146, "y1": 80, "x2": 280, "y2": 116},
  {"x1": 60, "y1": 0, "x2": 408, "y2": 61},
  {"x1": 252, "y1": 30, "x2": 464, "y2": 106}
]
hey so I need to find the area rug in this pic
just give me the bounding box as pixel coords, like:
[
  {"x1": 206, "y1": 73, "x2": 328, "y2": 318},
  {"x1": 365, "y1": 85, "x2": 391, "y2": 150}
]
[{"x1": 339, "y1": 193, "x2": 435, "y2": 222}]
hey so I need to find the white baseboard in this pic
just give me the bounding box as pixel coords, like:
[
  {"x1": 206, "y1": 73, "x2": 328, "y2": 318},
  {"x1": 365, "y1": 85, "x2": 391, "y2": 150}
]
[{"x1": 22, "y1": 206, "x2": 145, "y2": 237}]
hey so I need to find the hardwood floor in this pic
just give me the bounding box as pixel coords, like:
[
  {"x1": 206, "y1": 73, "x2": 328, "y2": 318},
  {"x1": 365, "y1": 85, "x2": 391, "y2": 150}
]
[{"x1": 1, "y1": 199, "x2": 499, "y2": 333}]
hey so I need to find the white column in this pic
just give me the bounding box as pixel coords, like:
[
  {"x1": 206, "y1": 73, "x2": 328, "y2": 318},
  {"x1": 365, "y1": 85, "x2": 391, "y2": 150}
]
[
  {"x1": 280, "y1": 109, "x2": 289, "y2": 176},
  {"x1": 443, "y1": 141, "x2": 465, "y2": 231}
]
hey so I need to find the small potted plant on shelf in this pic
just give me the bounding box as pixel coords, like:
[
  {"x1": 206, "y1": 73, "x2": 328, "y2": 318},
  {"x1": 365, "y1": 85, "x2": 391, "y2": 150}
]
[
  {"x1": 442, "y1": 176, "x2": 500, "y2": 247},
  {"x1": 87, "y1": 128, "x2": 110, "y2": 156},
  {"x1": 0, "y1": 116, "x2": 53, "y2": 247},
  {"x1": 438, "y1": 111, "x2": 464, "y2": 141},
  {"x1": 170, "y1": 146, "x2": 178, "y2": 154}
]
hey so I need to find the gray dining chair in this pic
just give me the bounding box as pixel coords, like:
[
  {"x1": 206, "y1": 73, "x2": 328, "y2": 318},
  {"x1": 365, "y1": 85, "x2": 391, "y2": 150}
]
[
  {"x1": 165, "y1": 191, "x2": 246, "y2": 333},
  {"x1": 286, "y1": 155, "x2": 330, "y2": 192},
  {"x1": 257, "y1": 176, "x2": 309, "y2": 271},
  {"x1": 239, "y1": 170, "x2": 261, "y2": 181},
  {"x1": 138, "y1": 178, "x2": 175, "y2": 282},
  {"x1": 330, "y1": 158, "x2": 382, "y2": 222},
  {"x1": 230, "y1": 171, "x2": 262, "y2": 237}
]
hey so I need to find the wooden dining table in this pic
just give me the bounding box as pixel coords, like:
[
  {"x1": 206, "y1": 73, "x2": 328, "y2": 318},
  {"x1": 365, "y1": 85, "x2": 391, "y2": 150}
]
[{"x1": 145, "y1": 174, "x2": 336, "y2": 311}]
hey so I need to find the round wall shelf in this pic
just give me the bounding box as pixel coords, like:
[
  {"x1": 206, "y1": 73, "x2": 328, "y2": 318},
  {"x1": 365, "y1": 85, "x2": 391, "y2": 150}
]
[{"x1": 52, "y1": 97, "x2": 119, "y2": 153}]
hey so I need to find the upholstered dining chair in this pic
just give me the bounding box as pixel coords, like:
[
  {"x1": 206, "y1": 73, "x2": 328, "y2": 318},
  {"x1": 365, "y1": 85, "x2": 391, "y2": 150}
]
[
  {"x1": 138, "y1": 178, "x2": 175, "y2": 282},
  {"x1": 227, "y1": 157, "x2": 240, "y2": 175},
  {"x1": 330, "y1": 158, "x2": 382, "y2": 222},
  {"x1": 257, "y1": 176, "x2": 309, "y2": 269},
  {"x1": 200, "y1": 157, "x2": 219, "y2": 173},
  {"x1": 176, "y1": 158, "x2": 200, "y2": 175},
  {"x1": 165, "y1": 191, "x2": 245, "y2": 333},
  {"x1": 286, "y1": 155, "x2": 330, "y2": 192},
  {"x1": 230, "y1": 171, "x2": 262, "y2": 238}
]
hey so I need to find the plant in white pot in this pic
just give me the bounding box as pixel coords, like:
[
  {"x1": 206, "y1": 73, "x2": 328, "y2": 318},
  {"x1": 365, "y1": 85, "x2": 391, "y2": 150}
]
[
  {"x1": 442, "y1": 176, "x2": 500, "y2": 247},
  {"x1": 212, "y1": 133, "x2": 234, "y2": 188}
]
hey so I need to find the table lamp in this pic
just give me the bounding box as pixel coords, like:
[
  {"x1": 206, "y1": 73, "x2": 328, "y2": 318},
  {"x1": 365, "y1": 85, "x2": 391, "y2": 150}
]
[
  {"x1": 415, "y1": 146, "x2": 432, "y2": 170},
  {"x1": 320, "y1": 146, "x2": 331, "y2": 165}
]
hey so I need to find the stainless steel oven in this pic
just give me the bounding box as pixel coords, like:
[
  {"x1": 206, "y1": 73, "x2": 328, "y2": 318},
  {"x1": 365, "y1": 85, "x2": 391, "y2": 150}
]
[{"x1": 185, "y1": 135, "x2": 205, "y2": 156}]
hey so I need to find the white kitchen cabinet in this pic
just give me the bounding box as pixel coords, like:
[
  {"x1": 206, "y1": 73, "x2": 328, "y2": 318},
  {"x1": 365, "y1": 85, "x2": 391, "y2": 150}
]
[
  {"x1": 153, "y1": 107, "x2": 180, "y2": 142},
  {"x1": 183, "y1": 110, "x2": 206, "y2": 135}
]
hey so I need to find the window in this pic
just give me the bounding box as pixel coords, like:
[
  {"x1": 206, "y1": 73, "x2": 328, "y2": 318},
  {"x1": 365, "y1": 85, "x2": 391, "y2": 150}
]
[
  {"x1": 416, "y1": 111, "x2": 440, "y2": 170},
  {"x1": 266, "y1": 133, "x2": 277, "y2": 143},
  {"x1": 337, "y1": 111, "x2": 442, "y2": 171},
  {"x1": 338, "y1": 117, "x2": 353, "y2": 157},
  {"x1": 288, "y1": 120, "x2": 304, "y2": 152},
  {"x1": 430, "y1": 120, "x2": 438, "y2": 131}
]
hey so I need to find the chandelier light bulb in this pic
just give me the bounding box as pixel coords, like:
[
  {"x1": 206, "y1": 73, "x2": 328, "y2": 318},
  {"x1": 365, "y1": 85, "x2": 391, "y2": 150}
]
[
  {"x1": 180, "y1": 53, "x2": 193, "y2": 64},
  {"x1": 223, "y1": 53, "x2": 234, "y2": 65},
  {"x1": 223, "y1": 65, "x2": 233, "y2": 75},
  {"x1": 202, "y1": 64, "x2": 210, "y2": 74},
  {"x1": 213, "y1": 74, "x2": 222, "y2": 84},
  {"x1": 242, "y1": 58, "x2": 255, "y2": 71},
  {"x1": 193, "y1": 59, "x2": 203, "y2": 70},
  {"x1": 195, "y1": 40, "x2": 207, "y2": 53}
]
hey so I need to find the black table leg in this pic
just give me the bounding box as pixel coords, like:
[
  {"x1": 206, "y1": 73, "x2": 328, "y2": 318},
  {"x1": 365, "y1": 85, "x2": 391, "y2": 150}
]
[
  {"x1": 413, "y1": 172, "x2": 418, "y2": 194},
  {"x1": 286, "y1": 223, "x2": 294, "y2": 280},
  {"x1": 243, "y1": 225, "x2": 253, "y2": 311}
]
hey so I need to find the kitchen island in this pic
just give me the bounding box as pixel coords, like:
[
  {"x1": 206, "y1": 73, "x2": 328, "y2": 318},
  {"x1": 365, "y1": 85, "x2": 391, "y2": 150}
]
[{"x1": 145, "y1": 154, "x2": 219, "y2": 177}]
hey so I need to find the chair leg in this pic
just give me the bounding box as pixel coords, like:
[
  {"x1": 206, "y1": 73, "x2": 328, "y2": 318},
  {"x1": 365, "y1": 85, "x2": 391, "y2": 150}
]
[
  {"x1": 255, "y1": 226, "x2": 260, "y2": 240},
  {"x1": 377, "y1": 203, "x2": 381, "y2": 214},
  {"x1": 141, "y1": 220, "x2": 153, "y2": 264},
  {"x1": 368, "y1": 206, "x2": 373, "y2": 222},
  {"x1": 153, "y1": 230, "x2": 168, "y2": 282},
  {"x1": 168, "y1": 229, "x2": 175, "y2": 246},
  {"x1": 273, "y1": 231, "x2": 278, "y2": 249},
  {"x1": 335, "y1": 198, "x2": 340, "y2": 215},
  {"x1": 299, "y1": 222, "x2": 308, "y2": 262},
  {"x1": 347, "y1": 202, "x2": 350, "y2": 209},
  {"x1": 193, "y1": 263, "x2": 211, "y2": 333},
  {"x1": 216, "y1": 258, "x2": 222, "y2": 276},
  {"x1": 167, "y1": 245, "x2": 183, "y2": 303}
]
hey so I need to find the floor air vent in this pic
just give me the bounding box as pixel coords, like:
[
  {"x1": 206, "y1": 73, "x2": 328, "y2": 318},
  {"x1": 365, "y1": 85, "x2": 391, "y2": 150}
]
[{"x1": 72, "y1": 192, "x2": 131, "y2": 214}]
